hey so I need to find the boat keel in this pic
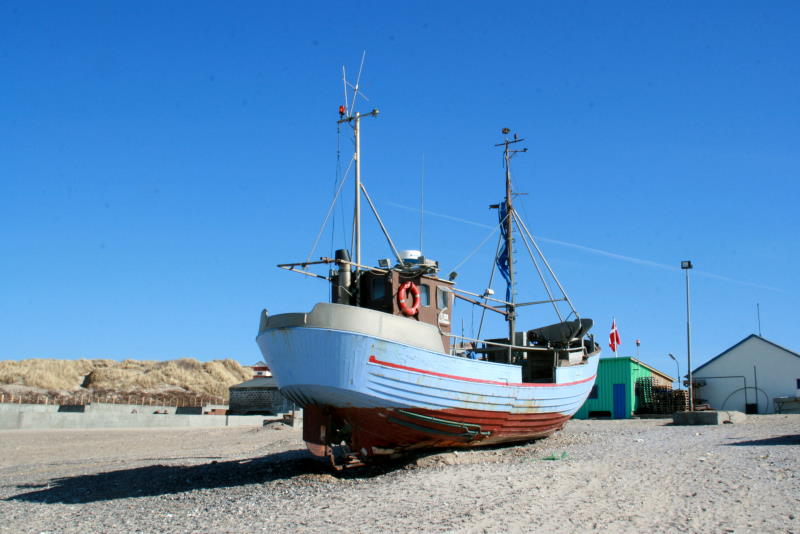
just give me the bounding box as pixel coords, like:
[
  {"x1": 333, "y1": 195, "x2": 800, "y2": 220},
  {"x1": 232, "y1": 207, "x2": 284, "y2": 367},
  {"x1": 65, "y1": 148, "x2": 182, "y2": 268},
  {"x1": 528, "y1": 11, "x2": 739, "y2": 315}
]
[{"x1": 301, "y1": 403, "x2": 569, "y2": 465}]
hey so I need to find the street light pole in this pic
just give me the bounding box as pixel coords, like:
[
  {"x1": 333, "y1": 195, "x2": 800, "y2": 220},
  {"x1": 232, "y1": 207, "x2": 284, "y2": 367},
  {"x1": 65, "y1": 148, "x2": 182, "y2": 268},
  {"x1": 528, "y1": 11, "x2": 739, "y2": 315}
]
[
  {"x1": 681, "y1": 260, "x2": 694, "y2": 411},
  {"x1": 668, "y1": 353, "x2": 680, "y2": 391}
]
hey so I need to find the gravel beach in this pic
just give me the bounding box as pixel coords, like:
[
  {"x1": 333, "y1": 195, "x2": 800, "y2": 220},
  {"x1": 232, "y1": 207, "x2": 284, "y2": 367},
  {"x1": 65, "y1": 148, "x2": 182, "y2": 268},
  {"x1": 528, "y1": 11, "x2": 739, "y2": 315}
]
[{"x1": 1, "y1": 415, "x2": 798, "y2": 533}]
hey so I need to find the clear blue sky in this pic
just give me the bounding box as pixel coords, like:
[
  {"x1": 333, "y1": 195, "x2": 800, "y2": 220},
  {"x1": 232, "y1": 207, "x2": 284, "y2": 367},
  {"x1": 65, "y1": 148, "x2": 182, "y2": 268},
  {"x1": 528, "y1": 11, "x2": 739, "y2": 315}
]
[{"x1": 2, "y1": 2, "x2": 798, "y2": 379}]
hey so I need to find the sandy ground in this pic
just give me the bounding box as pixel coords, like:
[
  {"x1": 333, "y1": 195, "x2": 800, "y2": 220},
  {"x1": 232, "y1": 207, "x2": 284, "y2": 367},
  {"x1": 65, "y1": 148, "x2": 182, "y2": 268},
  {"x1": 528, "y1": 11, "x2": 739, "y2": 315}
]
[{"x1": 0, "y1": 415, "x2": 798, "y2": 533}]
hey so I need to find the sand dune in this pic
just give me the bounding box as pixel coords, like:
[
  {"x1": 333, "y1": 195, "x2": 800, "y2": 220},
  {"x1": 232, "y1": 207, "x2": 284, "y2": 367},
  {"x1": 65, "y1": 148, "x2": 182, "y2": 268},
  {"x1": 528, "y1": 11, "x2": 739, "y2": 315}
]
[{"x1": 0, "y1": 358, "x2": 252, "y2": 400}]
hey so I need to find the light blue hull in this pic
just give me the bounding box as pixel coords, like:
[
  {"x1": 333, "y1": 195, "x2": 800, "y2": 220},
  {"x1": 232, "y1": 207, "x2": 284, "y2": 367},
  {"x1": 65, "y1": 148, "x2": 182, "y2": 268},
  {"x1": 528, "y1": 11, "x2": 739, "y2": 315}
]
[
  {"x1": 257, "y1": 324, "x2": 599, "y2": 417},
  {"x1": 256, "y1": 303, "x2": 599, "y2": 452}
]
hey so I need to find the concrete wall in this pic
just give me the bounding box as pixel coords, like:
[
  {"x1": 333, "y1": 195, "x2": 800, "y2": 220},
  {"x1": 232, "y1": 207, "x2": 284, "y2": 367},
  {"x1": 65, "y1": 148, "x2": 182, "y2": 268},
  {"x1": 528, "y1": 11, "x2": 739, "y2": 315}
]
[
  {"x1": 229, "y1": 387, "x2": 293, "y2": 415},
  {"x1": 0, "y1": 403, "x2": 276, "y2": 430},
  {"x1": 694, "y1": 336, "x2": 800, "y2": 413}
]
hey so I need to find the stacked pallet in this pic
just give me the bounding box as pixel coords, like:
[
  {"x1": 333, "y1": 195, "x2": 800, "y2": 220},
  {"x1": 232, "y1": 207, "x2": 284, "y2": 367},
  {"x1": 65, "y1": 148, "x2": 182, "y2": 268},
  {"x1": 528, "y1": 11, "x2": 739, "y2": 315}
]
[
  {"x1": 635, "y1": 377, "x2": 688, "y2": 414},
  {"x1": 672, "y1": 389, "x2": 689, "y2": 412}
]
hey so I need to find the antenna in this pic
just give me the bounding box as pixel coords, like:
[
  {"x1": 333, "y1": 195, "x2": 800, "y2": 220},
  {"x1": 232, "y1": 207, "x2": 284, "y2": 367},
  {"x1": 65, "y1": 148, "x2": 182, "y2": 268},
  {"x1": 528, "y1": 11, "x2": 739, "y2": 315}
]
[
  {"x1": 341, "y1": 65, "x2": 349, "y2": 113},
  {"x1": 338, "y1": 53, "x2": 379, "y2": 294},
  {"x1": 757, "y1": 302, "x2": 762, "y2": 336},
  {"x1": 345, "y1": 51, "x2": 369, "y2": 116},
  {"x1": 419, "y1": 153, "x2": 425, "y2": 252}
]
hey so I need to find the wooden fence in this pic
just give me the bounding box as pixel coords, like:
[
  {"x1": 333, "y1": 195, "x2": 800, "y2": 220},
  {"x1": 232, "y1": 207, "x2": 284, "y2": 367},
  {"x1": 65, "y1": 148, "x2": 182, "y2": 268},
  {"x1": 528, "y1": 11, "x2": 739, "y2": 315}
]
[{"x1": 0, "y1": 391, "x2": 227, "y2": 407}]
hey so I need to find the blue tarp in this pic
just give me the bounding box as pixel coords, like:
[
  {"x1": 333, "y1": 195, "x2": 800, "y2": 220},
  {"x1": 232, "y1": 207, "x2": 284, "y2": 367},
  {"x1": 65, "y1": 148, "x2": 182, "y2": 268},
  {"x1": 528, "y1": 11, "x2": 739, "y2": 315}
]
[{"x1": 497, "y1": 201, "x2": 511, "y2": 302}]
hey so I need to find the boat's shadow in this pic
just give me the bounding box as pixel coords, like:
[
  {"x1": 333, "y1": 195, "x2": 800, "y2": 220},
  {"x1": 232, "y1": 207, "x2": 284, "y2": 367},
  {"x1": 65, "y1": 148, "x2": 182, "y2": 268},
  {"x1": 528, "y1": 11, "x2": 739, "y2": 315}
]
[{"x1": 6, "y1": 449, "x2": 415, "y2": 504}]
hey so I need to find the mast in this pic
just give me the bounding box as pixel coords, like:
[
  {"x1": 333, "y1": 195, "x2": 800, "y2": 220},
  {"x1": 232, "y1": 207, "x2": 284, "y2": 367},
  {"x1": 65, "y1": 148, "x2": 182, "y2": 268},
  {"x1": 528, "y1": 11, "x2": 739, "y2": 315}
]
[
  {"x1": 496, "y1": 131, "x2": 527, "y2": 362},
  {"x1": 354, "y1": 112, "x2": 362, "y2": 269},
  {"x1": 338, "y1": 107, "x2": 379, "y2": 302},
  {"x1": 504, "y1": 141, "x2": 515, "y2": 360}
]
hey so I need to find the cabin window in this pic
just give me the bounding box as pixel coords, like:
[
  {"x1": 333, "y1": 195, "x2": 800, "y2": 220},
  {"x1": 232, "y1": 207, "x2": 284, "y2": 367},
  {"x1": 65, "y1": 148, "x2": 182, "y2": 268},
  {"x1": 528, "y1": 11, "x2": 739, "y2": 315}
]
[
  {"x1": 437, "y1": 287, "x2": 450, "y2": 310},
  {"x1": 419, "y1": 284, "x2": 430, "y2": 306},
  {"x1": 371, "y1": 278, "x2": 386, "y2": 301}
]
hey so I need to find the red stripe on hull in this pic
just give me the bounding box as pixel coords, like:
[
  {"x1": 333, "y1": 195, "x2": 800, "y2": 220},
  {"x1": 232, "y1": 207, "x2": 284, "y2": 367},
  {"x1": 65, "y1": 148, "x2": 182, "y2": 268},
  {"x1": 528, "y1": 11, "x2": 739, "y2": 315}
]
[
  {"x1": 323, "y1": 406, "x2": 571, "y2": 455},
  {"x1": 367, "y1": 355, "x2": 596, "y2": 388}
]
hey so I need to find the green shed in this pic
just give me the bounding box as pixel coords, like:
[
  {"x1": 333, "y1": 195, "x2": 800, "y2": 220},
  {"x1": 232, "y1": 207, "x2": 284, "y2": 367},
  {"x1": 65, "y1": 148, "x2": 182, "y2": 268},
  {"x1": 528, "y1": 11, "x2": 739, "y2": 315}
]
[{"x1": 573, "y1": 357, "x2": 674, "y2": 419}]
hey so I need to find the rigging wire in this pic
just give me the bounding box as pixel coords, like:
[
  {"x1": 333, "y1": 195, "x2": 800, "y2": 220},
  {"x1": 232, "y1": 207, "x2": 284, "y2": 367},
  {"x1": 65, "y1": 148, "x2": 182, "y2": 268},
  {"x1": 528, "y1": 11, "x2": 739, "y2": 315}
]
[
  {"x1": 476, "y1": 234, "x2": 503, "y2": 341},
  {"x1": 350, "y1": 192, "x2": 356, "y2": 262},
  {"x1": 350, "y1": 52, "x2": 366, "y2": 116},
  {"x1": 511, "y1": 168, "x2": 574, "y2": 321},
  {"x1": 330, "y1": 122, "x2": 342, "y2": 258},
  {"x1": 307, "y1": 155, "x2": 355, "y2": 264},
  {"x1": 340, "y1": 147, "x2": 349, "y2": 247},
  {"x1": 513, "y1": 210, "x2": 563, "y2": 321},
  {"x1": 450, "y1": 212, "x2": 507, "y2": 273},
  {"x1": 450, "y1": 211, "x2": 509, "y2": 341},
  {"x1": 471, "y1": 302, "x2": 475, "y2": 340},
  {"x1": 360, "y1": 182, "x2": 404, "y2": 264},
  {"x1": 513, "y1": 211, "x2": 579, "y2": 319},
  {"x1": 346, "y1": 119, "x2": 357, "y2": 260}
]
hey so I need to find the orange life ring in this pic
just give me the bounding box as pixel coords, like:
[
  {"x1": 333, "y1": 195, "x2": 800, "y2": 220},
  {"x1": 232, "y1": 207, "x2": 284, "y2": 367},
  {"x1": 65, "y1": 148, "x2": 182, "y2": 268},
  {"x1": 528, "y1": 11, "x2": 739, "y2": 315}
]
[{"x1": 397, "y1": 281, "x2": 421, "y2": 316}]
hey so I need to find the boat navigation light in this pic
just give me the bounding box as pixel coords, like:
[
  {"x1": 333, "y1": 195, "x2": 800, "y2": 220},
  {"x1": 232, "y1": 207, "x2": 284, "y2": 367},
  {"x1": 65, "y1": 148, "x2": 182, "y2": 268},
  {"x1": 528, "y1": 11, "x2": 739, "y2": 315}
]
[
  {"x1": 483, "y1": 288, "x2": 494, "y2": 297},
  {"x1": 448, "y1": 271, "x2": 458, "y2": 281}
]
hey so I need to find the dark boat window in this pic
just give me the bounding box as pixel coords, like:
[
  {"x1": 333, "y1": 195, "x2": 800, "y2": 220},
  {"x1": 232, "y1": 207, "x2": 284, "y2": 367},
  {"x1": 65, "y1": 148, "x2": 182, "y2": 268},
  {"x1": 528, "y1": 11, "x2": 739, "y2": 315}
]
[
  {"x1": 437, "y1": 287, "x2": 450, "y2": 310},
  {"x1": 371, "y1": 277, "x2": 386, "y2": 301},
  {"x1": 419, "y1": 284, "x2": 430, "y2": 306}
]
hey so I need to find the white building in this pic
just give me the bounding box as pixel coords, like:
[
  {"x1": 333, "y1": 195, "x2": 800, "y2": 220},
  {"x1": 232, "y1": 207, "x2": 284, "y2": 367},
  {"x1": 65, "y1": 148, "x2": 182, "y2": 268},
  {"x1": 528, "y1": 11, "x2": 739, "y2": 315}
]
[
  {"x1": 692, "y1": 334, "x2": 800, "y2": 414},
  {"x1": 229, "y1": 376, "x2": 293, "y2": 415},
  {"x1": 228, "y1": 361, "x2": 291, "y2": 415},
  {"x1": 250, "y1": 361, "x2": 272, "y2": 377}
]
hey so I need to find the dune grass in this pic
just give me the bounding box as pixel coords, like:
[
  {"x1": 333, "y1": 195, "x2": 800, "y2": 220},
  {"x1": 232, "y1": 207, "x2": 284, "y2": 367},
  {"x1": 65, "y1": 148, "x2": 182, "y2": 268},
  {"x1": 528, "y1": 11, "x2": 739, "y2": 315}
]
[{"x1": 0, "y1": 358, "x2": 253, "y2": 399}]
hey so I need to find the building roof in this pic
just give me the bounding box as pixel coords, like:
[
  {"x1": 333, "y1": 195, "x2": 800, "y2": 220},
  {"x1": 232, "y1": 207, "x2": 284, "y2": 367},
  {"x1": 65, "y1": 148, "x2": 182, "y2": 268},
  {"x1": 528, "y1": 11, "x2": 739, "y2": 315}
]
[
  {"x1": 692, "y1": 334, "x2": 800, "y2": 374},
  {"x1": 230, "y1": 376, "x2": 277, "y2": 389},
  {"x1": 599, "y1": 356, "x2": 674, "y2": 382}
]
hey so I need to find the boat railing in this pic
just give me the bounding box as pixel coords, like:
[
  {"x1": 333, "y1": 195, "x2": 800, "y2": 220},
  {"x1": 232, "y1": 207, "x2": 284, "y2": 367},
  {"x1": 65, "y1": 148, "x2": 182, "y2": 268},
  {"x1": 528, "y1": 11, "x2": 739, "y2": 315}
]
[
  {"x1": 443, "y1": 331, "x2": 585, "y2": 354},
  {"x1": 449, "y1": 287, "x2": 570, "y2": 313},
  {"x1": 277, "y1": 258, "x2": 391, "y2": 279},
  {"x1": 448, "y1": 287, "x2": 512, "y2": 307}
]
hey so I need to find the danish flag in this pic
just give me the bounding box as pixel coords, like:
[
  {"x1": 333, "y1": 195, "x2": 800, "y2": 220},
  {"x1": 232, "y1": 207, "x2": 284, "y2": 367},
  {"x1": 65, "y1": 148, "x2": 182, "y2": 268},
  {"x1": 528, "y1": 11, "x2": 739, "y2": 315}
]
[{"x1": 609, "y1": 319, "x2": 622, "y2": 352}]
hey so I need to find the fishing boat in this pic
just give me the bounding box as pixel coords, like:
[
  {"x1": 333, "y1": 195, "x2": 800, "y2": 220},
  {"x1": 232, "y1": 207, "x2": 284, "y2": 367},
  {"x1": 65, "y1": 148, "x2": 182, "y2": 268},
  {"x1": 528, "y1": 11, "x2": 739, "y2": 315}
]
[{"x1": 256, "y1": 73, "x2": 600, "y2": 467}]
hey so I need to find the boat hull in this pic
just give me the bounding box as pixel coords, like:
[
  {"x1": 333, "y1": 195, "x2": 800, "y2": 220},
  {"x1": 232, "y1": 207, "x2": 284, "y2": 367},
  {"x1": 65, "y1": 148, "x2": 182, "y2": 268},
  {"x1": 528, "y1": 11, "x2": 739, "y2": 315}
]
[
  {"x1": 315, "y1": 406, "x2": 572, "y2": 454},
  {"x1": 256, "y1": 303, "x2": 599, "y2": 456}
]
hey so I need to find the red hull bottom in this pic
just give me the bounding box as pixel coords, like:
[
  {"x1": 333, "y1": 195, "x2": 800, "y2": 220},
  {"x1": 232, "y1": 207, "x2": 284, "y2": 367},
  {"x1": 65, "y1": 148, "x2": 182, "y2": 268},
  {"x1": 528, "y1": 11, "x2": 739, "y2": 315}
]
[{"x1": 303, "y1": 404, "x2": 570, "y2": 460}]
